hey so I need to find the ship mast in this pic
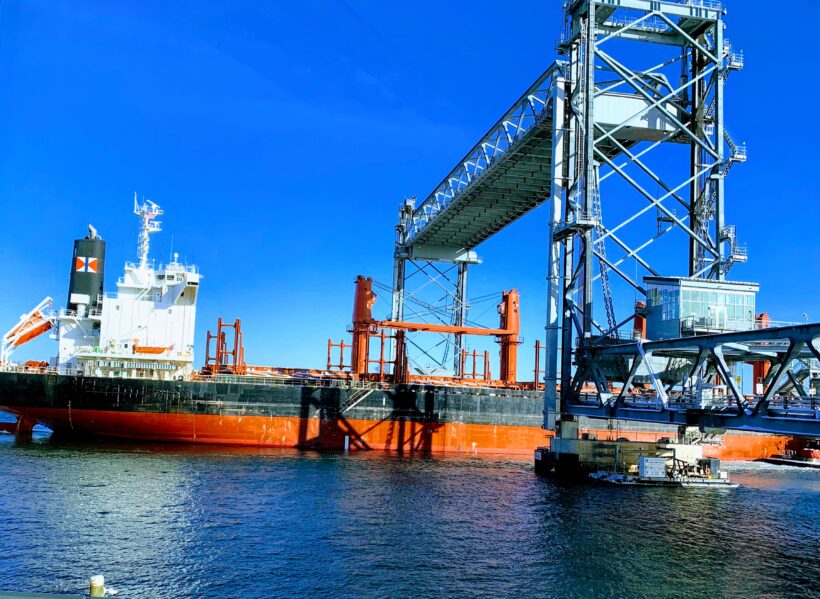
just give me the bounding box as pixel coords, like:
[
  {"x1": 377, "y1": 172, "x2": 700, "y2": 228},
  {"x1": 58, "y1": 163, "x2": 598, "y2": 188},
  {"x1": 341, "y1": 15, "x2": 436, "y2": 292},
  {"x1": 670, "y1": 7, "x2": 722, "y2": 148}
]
[{"x1": 133, "y1": 192, "x2": 163, "y2": 269}]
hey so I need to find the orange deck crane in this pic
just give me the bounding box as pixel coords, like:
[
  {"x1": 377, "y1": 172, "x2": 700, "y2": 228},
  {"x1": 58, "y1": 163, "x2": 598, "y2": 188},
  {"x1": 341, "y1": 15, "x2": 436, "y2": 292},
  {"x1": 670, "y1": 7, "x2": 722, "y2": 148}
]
[{"x1": 334, "y1": 276, "x2": 522, "y2": 386}]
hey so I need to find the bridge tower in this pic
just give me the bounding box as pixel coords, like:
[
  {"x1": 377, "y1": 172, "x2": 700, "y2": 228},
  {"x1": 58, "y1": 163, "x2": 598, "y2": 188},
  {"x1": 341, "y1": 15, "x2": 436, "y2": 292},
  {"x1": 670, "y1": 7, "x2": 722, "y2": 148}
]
[
  {"x1": 390, "y1": 197, "x2": 481, "y2": 378},
  {"x1": 544, "y1": 0, "x2": 747, "y2": 427}
]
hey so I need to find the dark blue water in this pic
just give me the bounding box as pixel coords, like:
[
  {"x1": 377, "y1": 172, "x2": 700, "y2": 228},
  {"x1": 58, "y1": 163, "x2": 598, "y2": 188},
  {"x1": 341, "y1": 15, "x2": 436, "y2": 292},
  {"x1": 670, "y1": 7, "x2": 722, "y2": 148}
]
[{"x1": 0, "y1": 430, "x2": 818, "y2": 598}]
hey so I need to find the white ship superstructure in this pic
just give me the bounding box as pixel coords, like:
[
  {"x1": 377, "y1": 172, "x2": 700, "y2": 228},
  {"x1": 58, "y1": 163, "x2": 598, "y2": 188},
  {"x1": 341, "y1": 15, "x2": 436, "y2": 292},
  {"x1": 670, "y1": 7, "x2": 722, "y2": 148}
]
[{"x1": 55, "y1": 197, "x2": 201, "y2": 380}]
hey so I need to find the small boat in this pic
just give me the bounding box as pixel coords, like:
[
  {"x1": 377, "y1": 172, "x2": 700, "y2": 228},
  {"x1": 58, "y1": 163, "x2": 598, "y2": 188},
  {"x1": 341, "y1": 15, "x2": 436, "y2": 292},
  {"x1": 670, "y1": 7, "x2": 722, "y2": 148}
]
[
  {"x1": 588, "y1": 470, "x2": 738, "y2": 488},
  {"x1": 588, "y1": 456, "x2": 739, "y2": 488}
]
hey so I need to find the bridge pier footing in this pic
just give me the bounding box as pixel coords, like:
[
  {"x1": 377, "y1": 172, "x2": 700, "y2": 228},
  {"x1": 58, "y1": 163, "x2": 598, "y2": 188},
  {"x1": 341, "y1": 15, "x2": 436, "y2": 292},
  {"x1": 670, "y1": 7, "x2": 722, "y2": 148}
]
[{"x1": 535, "y1": 434, "x2": 710, "y2": 481}]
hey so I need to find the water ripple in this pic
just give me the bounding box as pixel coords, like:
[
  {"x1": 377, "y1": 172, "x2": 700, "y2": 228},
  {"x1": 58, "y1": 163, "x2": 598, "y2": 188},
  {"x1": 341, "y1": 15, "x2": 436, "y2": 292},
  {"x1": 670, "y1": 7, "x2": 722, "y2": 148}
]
[{"x1": 0, "y1": 436, "x2": 818, "y2": 598}]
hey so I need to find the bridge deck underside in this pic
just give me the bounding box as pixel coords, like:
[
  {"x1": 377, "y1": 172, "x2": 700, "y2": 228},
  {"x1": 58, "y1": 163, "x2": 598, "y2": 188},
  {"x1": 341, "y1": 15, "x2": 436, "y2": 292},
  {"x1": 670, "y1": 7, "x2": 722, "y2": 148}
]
[
  {"x1": 410, "y1": 122, "x2": 554, "y2": 252},
  {"x1": 407, "y1": 122, "x2": 634, "y2": 254}
]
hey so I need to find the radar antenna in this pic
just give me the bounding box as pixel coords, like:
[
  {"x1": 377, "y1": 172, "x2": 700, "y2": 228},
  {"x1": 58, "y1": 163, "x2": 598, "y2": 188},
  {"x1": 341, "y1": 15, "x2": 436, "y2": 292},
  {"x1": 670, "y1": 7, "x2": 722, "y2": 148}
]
[{"x1": 133, "y1": 192, "x2": 163, "y2": 269}]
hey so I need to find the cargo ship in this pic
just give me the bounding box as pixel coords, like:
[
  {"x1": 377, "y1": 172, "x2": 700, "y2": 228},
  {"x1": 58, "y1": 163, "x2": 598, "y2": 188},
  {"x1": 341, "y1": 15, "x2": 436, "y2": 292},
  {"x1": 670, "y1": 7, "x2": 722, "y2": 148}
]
[{"x1": 0, "y1": 200, "x2": 799, "y2": 459}]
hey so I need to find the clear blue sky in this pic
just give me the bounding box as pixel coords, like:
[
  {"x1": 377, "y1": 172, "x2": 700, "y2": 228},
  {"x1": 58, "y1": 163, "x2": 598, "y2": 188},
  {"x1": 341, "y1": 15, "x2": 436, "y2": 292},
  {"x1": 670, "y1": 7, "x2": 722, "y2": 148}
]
[{"x1": 1, "y1": 1, "x2": 817, "y2": 374}]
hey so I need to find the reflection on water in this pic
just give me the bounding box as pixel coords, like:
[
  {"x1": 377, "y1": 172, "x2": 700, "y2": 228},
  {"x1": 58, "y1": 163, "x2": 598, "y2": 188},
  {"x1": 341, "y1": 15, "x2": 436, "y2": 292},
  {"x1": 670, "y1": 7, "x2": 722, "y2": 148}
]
[{"x1": 0, "y1": 433, "x2": 818, "y2": 598}]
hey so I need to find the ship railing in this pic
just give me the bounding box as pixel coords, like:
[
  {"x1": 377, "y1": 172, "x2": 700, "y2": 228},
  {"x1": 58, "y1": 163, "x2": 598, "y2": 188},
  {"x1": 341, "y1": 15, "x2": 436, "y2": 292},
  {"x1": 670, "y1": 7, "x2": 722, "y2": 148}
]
[
  {"x1": 123, "y1": 260, "x2": 198, "y2": 275},
  {"x1": 0, "y1": 364, "x2": 191, "y2": 380},
  {"x1": 672, "y1": 0, "x2": 722, "y2": 8},
  {"x1": 754, "y1": 318, "x2": 803, "y2": 329},
  {"x1": 0, "y1": 363, "x2": 385, "y2": 388},
  {"x1": 192, "y1": 373, "x2": 390, "y2": 391},
  {"x1": 74, "y1": 345, "x2": 194, "y2": 359},
  {"x1": 161, "y1": 262, "x2": 198, "y2": 274}
]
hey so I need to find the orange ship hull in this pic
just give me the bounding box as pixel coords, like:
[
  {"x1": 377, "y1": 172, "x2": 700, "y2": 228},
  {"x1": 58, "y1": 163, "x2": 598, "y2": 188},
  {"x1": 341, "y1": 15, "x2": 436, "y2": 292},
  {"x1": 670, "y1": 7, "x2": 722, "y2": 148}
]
[{"x1": 5, "y1": 407, "x2": 794, "y2": 460}]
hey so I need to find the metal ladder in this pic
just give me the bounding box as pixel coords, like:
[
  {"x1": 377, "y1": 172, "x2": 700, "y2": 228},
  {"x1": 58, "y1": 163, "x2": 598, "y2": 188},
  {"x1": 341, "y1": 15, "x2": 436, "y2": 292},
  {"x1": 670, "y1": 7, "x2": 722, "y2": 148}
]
[{"x1": 591, "y1": 167, "x2": 617, "y2": 335}]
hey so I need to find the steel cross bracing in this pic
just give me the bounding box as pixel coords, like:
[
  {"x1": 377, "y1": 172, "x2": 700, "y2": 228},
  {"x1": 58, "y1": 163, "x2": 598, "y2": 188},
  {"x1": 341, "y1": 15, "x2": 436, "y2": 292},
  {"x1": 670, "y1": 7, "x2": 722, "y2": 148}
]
[
  {"x1": 380, "y1": 243, "x2": 500, "y2": 378},
  {"x1": 385, "y1": 0, "x2": 820, "y2": 437},
  {"x1": 542, "y1": 0, "x2": 773, "y2": 434},
  {"x1": 563, "y1": 323, "x2": 820, "y2": 437}
]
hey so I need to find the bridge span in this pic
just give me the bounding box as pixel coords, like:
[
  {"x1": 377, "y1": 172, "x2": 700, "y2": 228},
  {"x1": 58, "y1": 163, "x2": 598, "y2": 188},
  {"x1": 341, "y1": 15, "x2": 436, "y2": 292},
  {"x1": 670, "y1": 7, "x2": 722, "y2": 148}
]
[{"x1": 386, "y1": 0, "x2": 820, "y2": 441}]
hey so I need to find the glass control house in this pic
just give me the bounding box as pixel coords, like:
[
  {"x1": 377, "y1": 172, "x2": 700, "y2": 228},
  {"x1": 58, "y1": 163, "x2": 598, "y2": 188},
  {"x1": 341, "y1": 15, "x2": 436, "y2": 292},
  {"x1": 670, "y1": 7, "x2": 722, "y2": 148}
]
[{"x1": 644, "y1": 276, "x2": 758, "y2": 340}]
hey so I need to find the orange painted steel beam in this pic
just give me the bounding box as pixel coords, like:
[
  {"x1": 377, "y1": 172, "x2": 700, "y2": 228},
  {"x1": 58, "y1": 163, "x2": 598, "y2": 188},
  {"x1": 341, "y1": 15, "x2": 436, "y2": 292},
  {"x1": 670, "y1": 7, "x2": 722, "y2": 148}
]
[{"x1": 377, "y1": 321, "x2": 512, "y2": 336}]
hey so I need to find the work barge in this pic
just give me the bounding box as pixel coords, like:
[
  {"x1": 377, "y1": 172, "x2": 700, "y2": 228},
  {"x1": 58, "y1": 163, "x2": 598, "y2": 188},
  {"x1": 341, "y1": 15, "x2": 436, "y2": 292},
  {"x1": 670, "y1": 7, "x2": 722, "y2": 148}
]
[{"x1": 1, "y1": 0, "x2": 819, "y2": 464}]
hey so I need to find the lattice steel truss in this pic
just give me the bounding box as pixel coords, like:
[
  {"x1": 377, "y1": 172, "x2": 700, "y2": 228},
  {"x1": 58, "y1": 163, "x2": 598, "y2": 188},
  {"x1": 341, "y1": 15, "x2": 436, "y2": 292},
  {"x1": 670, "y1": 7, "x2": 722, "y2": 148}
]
[
  {"x1": 386, "y1": 0, "x2": 820, "y2": 436},
  {"x1": 390, "y1": 199, "x2": 485, "y2": 377},
  {"x1": 568, "y1": 323, "x2": 820, "y2": 437},
  {"x1": 545, "y1": 0, "x2": 750, "y2": 423}
]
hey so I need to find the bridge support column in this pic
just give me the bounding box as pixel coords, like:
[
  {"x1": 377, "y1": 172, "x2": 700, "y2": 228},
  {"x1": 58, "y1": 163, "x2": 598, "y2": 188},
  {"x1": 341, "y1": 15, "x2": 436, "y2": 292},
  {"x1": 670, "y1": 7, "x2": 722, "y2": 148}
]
[
  {"x1": 390, "y1": 257, "x2": 405, "y2": 324},
  {"x1": 388, "y1": 255, "x2": 406, "y2": 375},
  {"x1": 545, "y1": 75, "x2": 567, "y2": 430},
  {"x1": 453, "y1": 262, "x2": 468, "y2": 377},
  {"x1": 388, "y1": 199, "x2": 414, "y2": 373}
]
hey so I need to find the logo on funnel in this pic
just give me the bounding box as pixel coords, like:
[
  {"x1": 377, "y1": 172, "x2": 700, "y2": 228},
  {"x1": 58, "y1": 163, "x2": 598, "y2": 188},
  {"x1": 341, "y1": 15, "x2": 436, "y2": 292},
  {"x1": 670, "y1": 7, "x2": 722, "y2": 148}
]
[{"x1": 75, "y1": 257, "x2": 98, "y2": 273}]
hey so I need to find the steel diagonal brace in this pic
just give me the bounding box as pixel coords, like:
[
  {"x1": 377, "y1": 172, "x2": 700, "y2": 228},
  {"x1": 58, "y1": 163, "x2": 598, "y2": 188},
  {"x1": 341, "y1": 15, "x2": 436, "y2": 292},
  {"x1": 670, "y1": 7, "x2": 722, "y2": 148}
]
[
  {"x1": 685, "y1": 348, "x2": 709, "y2": 388},
  {"x1": 567, "y1": 299, "x2": 586, "y2": 338},
  {"x1": 786, "y1": 370, "x2": 810, "y2": 398},
  {"x1": 593, "y1": 123, "x2": 690, "y2": 211},
  {"x1": 425, "y1": 262, "x2": 458, "y2": 296},
  {"x1": 404, "y1": 337, "x2": 448, "y2": 373},
  {"x1": 567, "y1": 297, "x2": 608, "y2": 338},
  {"x1": 593, "y1": 47, "x2": 717, "y2": 154},
  {"x1": 595, "y1": 221, "x2": 676, "y2": 284},
  {"x1": 401, "y1": 303, "x2": 457, "y2": 349},
  {"x1": 636, "y1": 341, "x2": 668, "y2": 407},
  {"x1": 589, "y1": 355, "x2": 611, "y2": 397},
  {"x1": 594, "y1": 152, "x2": 711, "y2": 240},
  {"x1": 807, "y1": 337, "x2": 820, "y2": 364},
  {"x1": 594, "y1": 49, "x2": 721, "y2": 160},
  {"x1": 592, "y1": 249, "x2": 646, "y2": 294},
  {"x1": 592, "y1": 52, "x2": 712, "y2": 148},
  {"x1": 597, "y1": 152, "x2": 719, "y2": 257},
  {"x1": 710, "y1": 346, "x2": 748, "y2": 412},
  {"x1": 691, "y1": 260, "x2": 719, "y2": 279},
  {"x1": 406, "y1": 262, "x2": 456, "y2": 299},
  {"x1": 597, "y1": 227, "x2": 659, "y2": 276},
  {"x1": 595, "y1": 311, "x2": 639, "y2": 344},
  {"x1": 596, "y1": 10, "x2": 658, "y2": 46},
  {"x1": 617, "y1": 352, "x2": 644, "y2": 402},
  {"x1": 672, "y1": 348, "x2": 708, "y2": 399},
  {"x1": 595, "y1": 54, "x2": 689, "y2": 100},
  {"x1": 653, "y1": 12, "x2": 719, "y2": 63},
  {"x1": 760, "y1": 341, "x2": 804, "y2": 408},
  {"x1": 595, "y1": 52, "x2": 685, "y2": 97},
  {"x1": 600, "y1": 128, "x2": 681, "y2": 185},
  {"x1": 567, "y1": 254, "x2": 586, "y2": 293},
  {"x1": 568, "y1": 364, "x2": 590, "y2": 402}
]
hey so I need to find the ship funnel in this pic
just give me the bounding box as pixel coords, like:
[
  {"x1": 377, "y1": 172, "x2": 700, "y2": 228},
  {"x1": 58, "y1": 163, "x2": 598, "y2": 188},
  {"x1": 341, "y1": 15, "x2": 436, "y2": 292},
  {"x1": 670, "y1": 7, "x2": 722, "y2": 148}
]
[{"x1": 67, "y1": 235, "x2": 105, "y2": 314}]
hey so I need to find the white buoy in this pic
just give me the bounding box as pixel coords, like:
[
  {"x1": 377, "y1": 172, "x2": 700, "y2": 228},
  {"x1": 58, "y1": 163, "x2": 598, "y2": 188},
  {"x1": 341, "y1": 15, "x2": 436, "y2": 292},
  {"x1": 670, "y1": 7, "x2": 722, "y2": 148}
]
[
  {"x1": 344, "y1": 435, "x2": 350, "y2": 452},
  {"x1": 89, "y1": 574, "x2": 105, "y2": 597}
]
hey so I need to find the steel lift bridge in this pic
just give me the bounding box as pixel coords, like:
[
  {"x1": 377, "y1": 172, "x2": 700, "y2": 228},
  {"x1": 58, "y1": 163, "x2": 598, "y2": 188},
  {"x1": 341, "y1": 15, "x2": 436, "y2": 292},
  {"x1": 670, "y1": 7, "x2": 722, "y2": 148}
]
[{"x1": 391, "y1": 0, "x2": 820, "y2": 438}]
